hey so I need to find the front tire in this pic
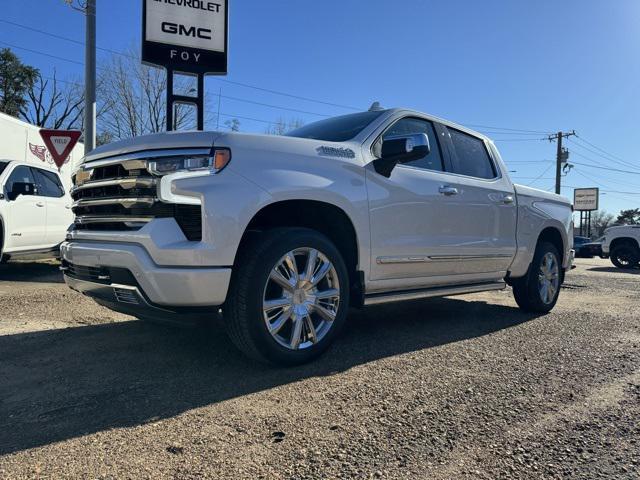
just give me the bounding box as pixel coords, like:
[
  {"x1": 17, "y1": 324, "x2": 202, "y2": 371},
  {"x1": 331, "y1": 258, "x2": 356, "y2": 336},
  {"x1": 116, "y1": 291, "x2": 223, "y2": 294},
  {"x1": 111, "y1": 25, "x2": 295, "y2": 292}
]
[
  {"x1": 610, "y1": 244, "x2": 639, "y2": 269},
  {"x1": 512, "y1": 241, "x2": 562, "y2": 313},
  {"x1": 224, "y1": 228, "x2": 350, "y2": 365}
]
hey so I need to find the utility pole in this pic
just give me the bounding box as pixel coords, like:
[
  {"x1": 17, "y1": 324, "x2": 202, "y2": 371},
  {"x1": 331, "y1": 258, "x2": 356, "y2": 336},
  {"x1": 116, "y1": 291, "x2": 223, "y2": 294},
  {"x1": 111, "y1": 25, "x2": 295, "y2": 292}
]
[
  {"x1": 548, "y1": 131, "x2": 576, "y2": 194},
  {"x1": 84, "y1": 0, "x2": 96, "y2": 154},
  {"x1": 65, "y1": 0, "x2": 97, "y2": 152}
]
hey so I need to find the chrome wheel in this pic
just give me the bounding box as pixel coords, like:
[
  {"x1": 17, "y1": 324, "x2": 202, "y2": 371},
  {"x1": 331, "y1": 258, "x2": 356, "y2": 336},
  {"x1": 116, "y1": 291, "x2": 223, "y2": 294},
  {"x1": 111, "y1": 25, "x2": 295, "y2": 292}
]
[
  {"x1": 538, "y1": 252, "x2": 559, "y2": 305},
  {"x1": 263, "y1": 248, "x2": 341, "y2": 350}
]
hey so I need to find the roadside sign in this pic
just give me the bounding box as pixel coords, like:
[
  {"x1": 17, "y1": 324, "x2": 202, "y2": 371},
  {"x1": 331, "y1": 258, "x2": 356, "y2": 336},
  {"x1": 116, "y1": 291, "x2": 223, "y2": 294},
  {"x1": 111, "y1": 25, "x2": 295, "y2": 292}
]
[
  {"x1": 142, "y1": 0, "x2": 229, "y2": 75},
  {"x1": 39, "y1": 129, "x2": 82, "y2": 170},
  {"x1": 573, "y1": 187, "x2": 599, "y2": 211}
]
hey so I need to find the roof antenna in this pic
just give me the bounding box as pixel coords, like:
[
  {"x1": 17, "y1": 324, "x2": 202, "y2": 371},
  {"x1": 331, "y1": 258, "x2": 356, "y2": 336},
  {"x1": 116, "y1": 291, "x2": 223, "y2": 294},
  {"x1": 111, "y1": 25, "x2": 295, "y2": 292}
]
[{"x1": 369, "y1": 102, "x2": 384, "y2": 112}]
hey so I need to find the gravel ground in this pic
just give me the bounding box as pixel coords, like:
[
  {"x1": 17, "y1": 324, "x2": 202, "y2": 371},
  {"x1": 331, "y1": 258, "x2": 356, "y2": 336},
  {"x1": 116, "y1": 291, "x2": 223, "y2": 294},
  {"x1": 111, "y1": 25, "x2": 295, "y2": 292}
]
[{"x1": 0, "y1": 258, "x2": 638, "y2": 479}]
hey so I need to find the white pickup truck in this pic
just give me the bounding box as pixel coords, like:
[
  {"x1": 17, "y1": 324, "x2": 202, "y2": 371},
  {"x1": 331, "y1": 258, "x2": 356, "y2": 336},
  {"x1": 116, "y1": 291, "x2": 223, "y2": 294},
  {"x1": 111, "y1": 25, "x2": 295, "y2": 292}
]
[
  {"x1": 61, "y1": 107, "x2": 574, "y2": 364},
  {"x1": 602, "y1": 225, "x2": 640, "y2": 269},
  {"x1": 0, "y1": 160, "x2": 73, "y2": 262}
]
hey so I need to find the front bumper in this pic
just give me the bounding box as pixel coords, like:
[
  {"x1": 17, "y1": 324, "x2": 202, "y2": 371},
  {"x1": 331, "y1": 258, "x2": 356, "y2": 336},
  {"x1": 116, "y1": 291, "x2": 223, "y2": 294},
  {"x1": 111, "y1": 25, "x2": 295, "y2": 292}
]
[{"x1": 61, "y1": 241, "x2": 232, "y2": 312}]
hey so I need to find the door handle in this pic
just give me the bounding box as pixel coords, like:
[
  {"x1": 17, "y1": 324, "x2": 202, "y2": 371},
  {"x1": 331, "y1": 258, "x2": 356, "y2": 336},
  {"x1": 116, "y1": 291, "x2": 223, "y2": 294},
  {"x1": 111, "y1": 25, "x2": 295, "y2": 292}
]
[
  {"x1": 502, "y1": 194, "x2": 515, "y2": 204},
  {"x1": 36, "y1": 202, "x2": 45, "y2": 208},
  {"x1": 439, "y1": 186, "x2": 459, "y2": 196},
  {"x1": 65, "y1": 205, "x2": 72, "y2": 209}
]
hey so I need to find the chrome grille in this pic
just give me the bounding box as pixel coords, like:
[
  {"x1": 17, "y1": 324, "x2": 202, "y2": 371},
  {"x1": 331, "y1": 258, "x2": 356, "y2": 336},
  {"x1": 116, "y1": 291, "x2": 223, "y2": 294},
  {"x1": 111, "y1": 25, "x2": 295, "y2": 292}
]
[{"x1": 71, "y1": 149, "x2": 206, "y2": 241}]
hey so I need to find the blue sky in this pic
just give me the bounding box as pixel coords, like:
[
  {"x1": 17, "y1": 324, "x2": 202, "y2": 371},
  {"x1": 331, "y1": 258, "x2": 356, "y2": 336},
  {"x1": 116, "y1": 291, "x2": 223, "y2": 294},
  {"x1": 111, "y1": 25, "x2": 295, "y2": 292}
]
[{"x1": 1, "y1": 0, "x2": 639, "y2": 216}]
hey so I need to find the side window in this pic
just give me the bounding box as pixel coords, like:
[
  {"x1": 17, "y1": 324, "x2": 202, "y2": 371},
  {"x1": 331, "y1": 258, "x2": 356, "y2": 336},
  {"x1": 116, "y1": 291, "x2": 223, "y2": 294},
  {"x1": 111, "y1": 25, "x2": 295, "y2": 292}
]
[
  {"x1": 380, "y1": 118, "x2": 444, "y2": 172},
  {"x1": 33, "y1": 168, "x2": 65, "y2": 198},
  {"x1": 5, "y1": 166, "x2": 36, "y2": 193},
  {"x1": 447, "y1": 128, "x2": 496, "y2": 179}
]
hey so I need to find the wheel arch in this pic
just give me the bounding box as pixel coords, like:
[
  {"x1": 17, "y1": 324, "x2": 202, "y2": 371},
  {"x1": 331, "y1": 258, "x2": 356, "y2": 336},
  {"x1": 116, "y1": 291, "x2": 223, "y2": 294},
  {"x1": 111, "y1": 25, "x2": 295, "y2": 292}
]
[
  {"x1": 610, "y1": 236, "x2": 640, "y2": 251},
  {"x1": 538, "y1": 226, "x2": 565, "y2": 258},
  {"x1": 0, "y1": 215, "x2": 4, "y2": 256},
  {"x1": 234, "y1": 199, "x2": 361, "y2": 285}
]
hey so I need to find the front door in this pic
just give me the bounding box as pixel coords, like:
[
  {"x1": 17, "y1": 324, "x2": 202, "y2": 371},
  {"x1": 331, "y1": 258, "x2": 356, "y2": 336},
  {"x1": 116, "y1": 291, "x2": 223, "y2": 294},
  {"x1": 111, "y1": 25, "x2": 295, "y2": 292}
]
[{"x1": 368, "y1": 117, "x2": 464, "y2": 282}]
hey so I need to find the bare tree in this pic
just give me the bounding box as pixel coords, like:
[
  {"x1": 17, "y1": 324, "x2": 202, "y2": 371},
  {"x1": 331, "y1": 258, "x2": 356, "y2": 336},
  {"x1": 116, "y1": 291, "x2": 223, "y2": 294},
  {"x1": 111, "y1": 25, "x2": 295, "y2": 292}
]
[
  {"x1": 224, "y1": 118, "x2": 241, "y2": 132},
  {"x1": 265, "y1": 117, "x2": 305, "y2": 135},
  {"x1": 20, "y1": 72, "x2": 84, "y2": 130},
  {"x1": 590, "y1": 210, "x2": 616, "y2": 238},
  {"x1": 98, "y1": 50, "x2": 195, "y2": 141}
]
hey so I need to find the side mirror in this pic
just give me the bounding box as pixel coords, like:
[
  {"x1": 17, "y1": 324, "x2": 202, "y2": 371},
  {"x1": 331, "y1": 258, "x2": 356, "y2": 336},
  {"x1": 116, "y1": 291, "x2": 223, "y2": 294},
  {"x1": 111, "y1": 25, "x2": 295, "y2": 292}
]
[
  {"x1": 8, "y1": 182, "x2": 37, "y2": 201},
  {"x1": 373, "y1": 133, "x2": 430, "y2": 177}
]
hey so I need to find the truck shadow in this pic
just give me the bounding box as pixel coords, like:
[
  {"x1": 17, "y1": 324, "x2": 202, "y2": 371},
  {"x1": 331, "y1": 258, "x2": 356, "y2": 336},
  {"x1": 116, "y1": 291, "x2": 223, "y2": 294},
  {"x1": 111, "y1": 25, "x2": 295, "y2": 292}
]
[
  {"x1": 0, "y1": 297, "x2": 542, "y2": 455},
  {"x1": 588, "y1": 266, "x2": 640, "y2": 275},
  {"x1": 0, "y1": 261, "x2": 64, "y2": 284}
]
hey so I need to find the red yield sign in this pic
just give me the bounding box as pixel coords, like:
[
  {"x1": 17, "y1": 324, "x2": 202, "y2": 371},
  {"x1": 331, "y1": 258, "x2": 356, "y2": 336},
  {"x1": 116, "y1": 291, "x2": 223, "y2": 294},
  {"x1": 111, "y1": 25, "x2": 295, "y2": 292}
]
[{"x1": 39, "y1": 129, "x2": 82, "y2": 169}]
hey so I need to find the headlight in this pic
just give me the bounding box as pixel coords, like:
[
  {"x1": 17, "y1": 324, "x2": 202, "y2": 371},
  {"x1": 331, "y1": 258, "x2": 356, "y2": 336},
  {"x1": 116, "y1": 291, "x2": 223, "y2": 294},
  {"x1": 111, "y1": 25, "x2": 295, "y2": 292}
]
[{"x1": 148, "y1": 148, "x2": 231, "y2": 176}]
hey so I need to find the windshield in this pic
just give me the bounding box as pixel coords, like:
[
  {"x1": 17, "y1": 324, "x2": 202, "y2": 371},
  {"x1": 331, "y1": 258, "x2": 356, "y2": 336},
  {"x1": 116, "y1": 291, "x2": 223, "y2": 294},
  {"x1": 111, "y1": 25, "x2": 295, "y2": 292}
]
[
  {"x1": 286, "y1": 111, "x2": 385, "y2": 142},
  {"x1": 0, "y1": 161, "x2": 8, "y2": 176}
]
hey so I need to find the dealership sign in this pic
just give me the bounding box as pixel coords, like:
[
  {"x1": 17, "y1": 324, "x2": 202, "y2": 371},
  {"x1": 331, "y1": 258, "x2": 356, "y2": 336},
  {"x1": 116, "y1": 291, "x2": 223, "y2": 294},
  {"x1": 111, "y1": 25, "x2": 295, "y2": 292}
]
[
  {"x1": 574, "y1": 188, "x2": 599, "y2": 212},
  {"x1": 142, "y1": 0, "x2": 228, "y2": 74}
]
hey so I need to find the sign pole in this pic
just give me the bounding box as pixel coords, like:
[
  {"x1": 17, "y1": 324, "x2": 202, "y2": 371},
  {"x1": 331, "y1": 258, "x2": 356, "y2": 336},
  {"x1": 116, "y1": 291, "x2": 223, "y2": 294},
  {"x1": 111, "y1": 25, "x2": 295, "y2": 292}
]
[
  {"x1": 165, "y1": 71, "x2": 206, "y2": 131},
  {"x1": 197, "y1": 73, "x2": 205, "y2": 130},
  {"x1": 166, "y1": 68, "x2": 174, "y2": 131}
]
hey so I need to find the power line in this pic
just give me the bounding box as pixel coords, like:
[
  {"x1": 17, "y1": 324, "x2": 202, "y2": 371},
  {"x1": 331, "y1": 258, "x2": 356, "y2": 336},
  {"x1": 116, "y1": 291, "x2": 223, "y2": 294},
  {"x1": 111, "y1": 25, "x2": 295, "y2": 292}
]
[
  {"x1": 573, "y1": 135, "x2": 638, "y2": 169},
  {"x1": 493, "y1": 138, "x2": 546, "y2": 142},
  {"x1": 219, "y1": 94, "x2": 331, "y2": 117},
  {"x1": 0, "y1": 40, "x2": 86, "y2": 68},
  {"x1": 572, "y1": 169, "x2": 640, "y2": 195},
  {"x1": 507, "y1": 160, "x2": 553, "y2": 164},
  {"x1": 0, "y1": 18, "x2": 125, "y2": 58},
  {"x1": 0, "y1": 18, "x2": 362, "y2": 111},
  {"x1": 572, "y1": 158, "x2": 640, "y2": 176},
  {"x1": 463, "y1": 124, "x2": 551, "y2": 135},
  {"x1": 568, "y1": 137, "x2": 638, "y2": 170},
  {"x1": 526, "y1": 163, "x2": 555, "y2": 187}
]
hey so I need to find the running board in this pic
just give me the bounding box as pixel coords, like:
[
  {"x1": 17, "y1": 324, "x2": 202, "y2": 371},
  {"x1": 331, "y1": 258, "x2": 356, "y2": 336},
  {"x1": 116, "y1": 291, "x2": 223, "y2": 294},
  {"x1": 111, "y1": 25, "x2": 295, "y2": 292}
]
[{"x1": 363, "y1": 281, "x2": 506, "y2": 306}]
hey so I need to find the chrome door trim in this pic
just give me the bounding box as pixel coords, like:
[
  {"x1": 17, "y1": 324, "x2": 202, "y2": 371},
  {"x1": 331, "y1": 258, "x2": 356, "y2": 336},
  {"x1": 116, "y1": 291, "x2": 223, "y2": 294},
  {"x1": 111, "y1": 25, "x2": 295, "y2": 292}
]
[{"x1": 377, "y1": 254, "x2": 513, "y2": 264}]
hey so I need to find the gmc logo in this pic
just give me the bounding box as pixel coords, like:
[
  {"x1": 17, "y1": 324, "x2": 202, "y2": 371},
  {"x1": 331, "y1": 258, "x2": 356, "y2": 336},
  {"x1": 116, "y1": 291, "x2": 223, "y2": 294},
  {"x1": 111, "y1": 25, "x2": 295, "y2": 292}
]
[{"x1": 161, "y1": 22, "x2": 212, "y2": 40}]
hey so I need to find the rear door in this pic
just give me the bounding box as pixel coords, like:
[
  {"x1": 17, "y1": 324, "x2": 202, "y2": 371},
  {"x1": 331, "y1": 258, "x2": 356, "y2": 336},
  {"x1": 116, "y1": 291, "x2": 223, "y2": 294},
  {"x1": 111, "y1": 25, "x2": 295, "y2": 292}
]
[
  {"x1": 3, "y1": 165, "x2": 48, "y2": 251},
  {"x1": 434, "y1": 126, "x2": 517, "y2": 274},
  {"x1": 32, "y1": 168, "x2": 73, "y2": 245}
]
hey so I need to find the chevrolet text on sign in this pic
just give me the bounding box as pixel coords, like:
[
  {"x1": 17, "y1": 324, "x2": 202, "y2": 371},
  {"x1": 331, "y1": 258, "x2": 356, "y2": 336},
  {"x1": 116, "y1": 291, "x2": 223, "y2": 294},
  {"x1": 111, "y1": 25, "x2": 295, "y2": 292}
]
[
  {"x1": 573, "y1": 188, "x2": 599, "y2": 211},
  {"x1": 143, "y1": 0, "x2": 228, "y2": 74}
]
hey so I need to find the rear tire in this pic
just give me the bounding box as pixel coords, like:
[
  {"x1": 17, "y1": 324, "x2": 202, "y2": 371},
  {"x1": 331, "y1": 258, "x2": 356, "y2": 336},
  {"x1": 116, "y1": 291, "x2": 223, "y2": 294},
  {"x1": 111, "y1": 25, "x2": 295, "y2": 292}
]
[
  {"x1": 512, "y1": 241, "x2": 562, "y2": 313},
  {"x1": 224, "y1": 228, "x2": 350, "y2": 365},
  {"x1": 610, "y1": 244, "x2": 639, "y2": 269}
]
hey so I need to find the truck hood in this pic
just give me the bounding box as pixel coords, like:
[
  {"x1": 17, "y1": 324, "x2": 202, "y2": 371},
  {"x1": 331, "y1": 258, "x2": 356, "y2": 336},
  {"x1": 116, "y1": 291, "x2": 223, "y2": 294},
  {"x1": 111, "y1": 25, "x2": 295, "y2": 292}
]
[
  {"x1": 84, "y1": 131, "x2": 219, "y2": 163},
  {"x1": 84, "y1": 130, "x2": 363, "y2": 166},
  {"x1": 513, "y1": 184, "x2": 572, "y2": 206}
]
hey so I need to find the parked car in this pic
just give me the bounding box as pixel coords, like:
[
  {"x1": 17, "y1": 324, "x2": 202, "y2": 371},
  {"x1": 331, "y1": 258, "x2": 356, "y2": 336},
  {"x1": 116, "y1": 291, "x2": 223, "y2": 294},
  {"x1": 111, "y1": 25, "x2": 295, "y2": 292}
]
[
  {"x1": 574, "y1": 236, "x2": 606, "y2": 258},
  {"x1": 602, "y1": 225, "x2": 640, "y2": 269},
  {"x1": 574, "y1": 236, "x2": 593, "y2": 258},
  {"x1": 583, "y1": 238, "x2": 606, "y2": 259},
  {"x1": 61, "y1": 107, "x2": 575, "y2": 364},
  {"x1": 0, "y1": 160, "x2": 73, "y2": 262}
]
